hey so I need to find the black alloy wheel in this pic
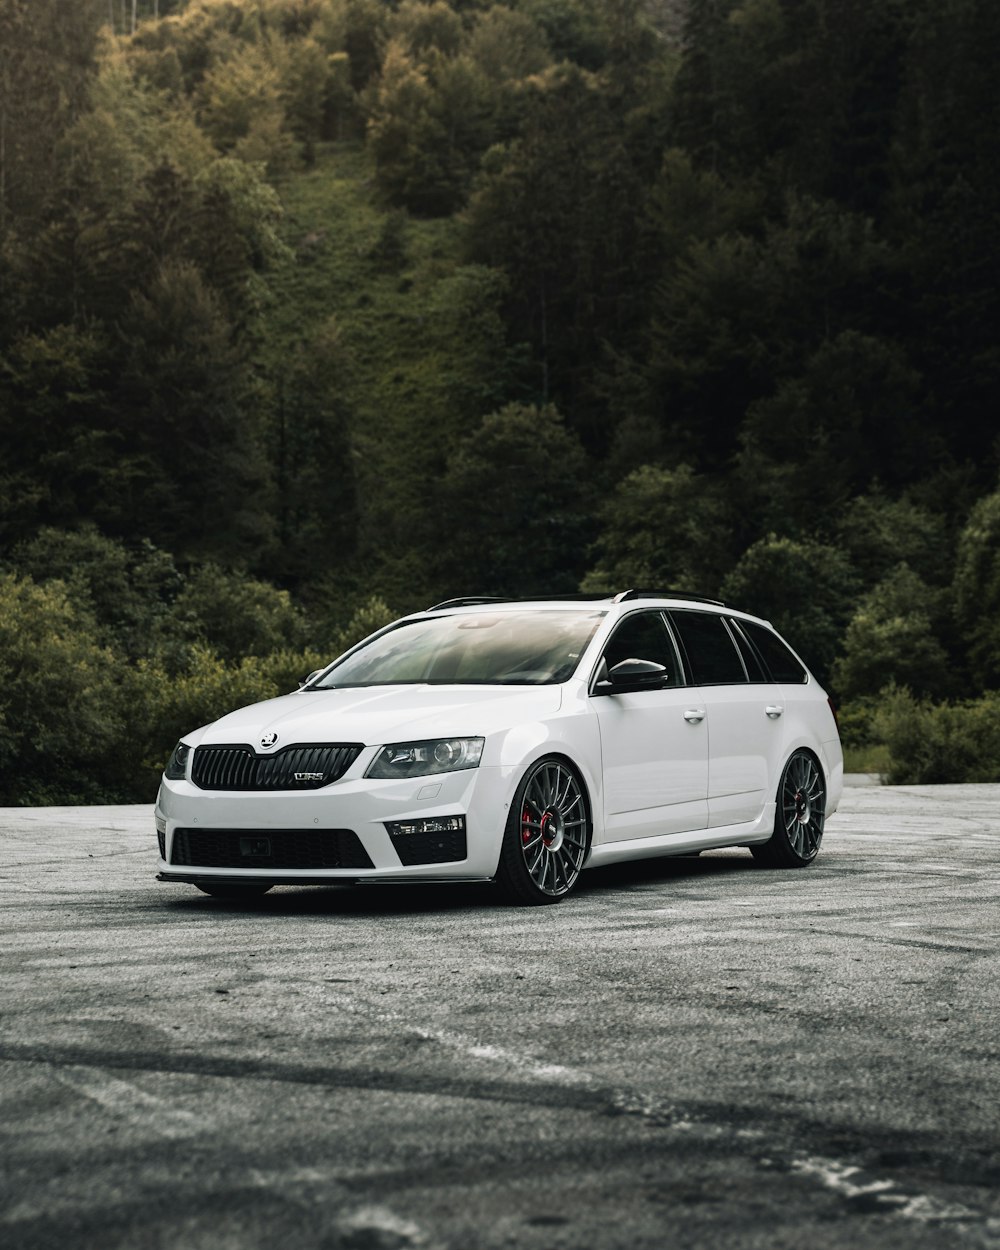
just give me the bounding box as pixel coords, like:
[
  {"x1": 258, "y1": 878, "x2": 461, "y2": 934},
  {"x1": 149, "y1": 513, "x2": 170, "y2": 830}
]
[
  {"x1": 751, "y1": 749, "x2": 826, "y2": 868},
  {"x1": 496, "y1": 757, "x2": 591, "y2": 904}
]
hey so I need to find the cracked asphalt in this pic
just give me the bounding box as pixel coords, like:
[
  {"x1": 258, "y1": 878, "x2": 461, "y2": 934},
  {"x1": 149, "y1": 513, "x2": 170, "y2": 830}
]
[{"x1": 1, "y1": 782, "x2": 998, "y2": 1250}]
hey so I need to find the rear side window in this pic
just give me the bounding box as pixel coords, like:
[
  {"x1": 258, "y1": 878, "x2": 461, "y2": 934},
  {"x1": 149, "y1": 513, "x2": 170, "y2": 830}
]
[
  {"x1": 740, "y1": 620, "x2": 808, "y2": 684},
  {"x1": 728, "y1": 619, "x2": 769, "y2": 682},
  {"x1": 670, "y1": 611, "x2": 746, "y2": 685}
]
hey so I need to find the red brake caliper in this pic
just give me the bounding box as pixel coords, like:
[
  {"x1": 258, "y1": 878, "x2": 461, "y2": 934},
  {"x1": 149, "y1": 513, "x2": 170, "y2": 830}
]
[{"x1": 521, "y1": 807, "x2": 532, "y2": 845}]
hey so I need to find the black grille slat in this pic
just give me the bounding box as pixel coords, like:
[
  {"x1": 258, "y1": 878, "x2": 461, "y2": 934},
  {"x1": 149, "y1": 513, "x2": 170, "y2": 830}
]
[
  {"x1": 170, "y1": 828, "x2": 374, "y2": 870},
  {"x1": 191, "y1": 743, "x2": 363, "y2": 791}
]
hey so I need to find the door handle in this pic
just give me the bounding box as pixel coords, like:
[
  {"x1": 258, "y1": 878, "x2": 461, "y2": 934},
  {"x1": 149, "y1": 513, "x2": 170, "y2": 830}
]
[
  {"x1": 684, "y1": 708, "x2": 706, "y2": 723},
  {"x1": 765, "y1": 705, "x2": 784, "y2": 719}
]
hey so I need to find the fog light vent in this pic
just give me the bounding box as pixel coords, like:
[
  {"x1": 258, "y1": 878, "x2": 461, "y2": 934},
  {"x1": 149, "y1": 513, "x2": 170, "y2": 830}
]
[{"x1": 385, "y1": 816, "x2": 467, "y2": 865}]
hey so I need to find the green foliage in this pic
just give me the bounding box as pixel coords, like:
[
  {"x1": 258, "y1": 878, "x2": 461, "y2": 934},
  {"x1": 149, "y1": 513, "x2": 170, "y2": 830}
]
[
  {"x1": 156, "y1": 563, "x2": 309, "y2": 666},
  {"x1": 9, "y1": 526, "x2": 182, "y2": 656},
  {"x1": 581, "y1": 464, "x2": 733, "y2": 596},
  {"x1": 465, "y1": 60, "x2": 657, "y2": 439},
  {"x1": 720, "y1": 535, "x2": 859, "y2": 684},
  {"x1": 197, "y1": 35, "x2": 285, "y2": 152},
  {"x1": 119, "y1": 257, "x2": 273, "y2": 560},
  {"x1": 836, "y1": 492, "x2": 951, "y2": 589},
  {"x1": 649, "y1": 196, "x2": 896, "y2": 471},
  {"x1": 876, "y1": 687, "x2": 1000, "y2": 785},
  {"x1": 0, "y1": 0, "x2": 106, "y2": 227},
  {"x1": 468, "y1": 6, "x2": 551, "y2": 81},
  {"x1": 737, "y1": 331, "x2": 925, "y2": 534},
  {"x1": 830, "y1": 565, "x2": 951, "y2": 701},
  {"x1": 330, "y1": 595, "x2": 397, "y2": 653},
  {"x1": 953, "y1": 488, "x2": 1000, "y2": 685},
  {"x1": 437, "y1": 402, "x2": 594, "y2": 595},
  {"x1": 0, "y1": 574, "x2": 128, "y2": 804},
  {"x1": 313, "y1": 0, "x2": 389, "y2": 93},
  {"x1": 366, "y1": 40, "x2": 497, "y2": 214},
  {"x1": 3, "y1": 0, "x2": 1000, "y2": 797},
  {"x1": 135, "y1": 646, "x2": 286, "y2": 769}
]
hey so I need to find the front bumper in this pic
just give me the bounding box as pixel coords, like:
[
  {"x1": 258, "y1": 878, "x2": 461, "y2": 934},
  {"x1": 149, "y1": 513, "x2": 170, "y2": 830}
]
[{"x1": 155, "y1": 762, "x2": 512, "y2": 884}]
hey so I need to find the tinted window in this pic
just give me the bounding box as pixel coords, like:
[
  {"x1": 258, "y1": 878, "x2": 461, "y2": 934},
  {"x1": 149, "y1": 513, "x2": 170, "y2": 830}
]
[
  {"x1": 670, "y1": 611, "x2": 746, "y2": 684},
  {"x1": 740, "y1": 620, "x2": 808, "y2": 684},
  {"x1": 728, "y1": 619, "x2": 769, "y2": 683},
  {"x1": 602, "y1": 612, "x2": 682, "y2": 684}
]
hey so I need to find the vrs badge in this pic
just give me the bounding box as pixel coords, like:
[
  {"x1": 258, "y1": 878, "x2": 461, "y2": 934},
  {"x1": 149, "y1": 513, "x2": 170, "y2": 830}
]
[
  {"x1": 260, "y1": 731, "x2": 279, "y2": 749},
  {"x1": 295, "y1": 772, "x2": 325, "y2": 783}
]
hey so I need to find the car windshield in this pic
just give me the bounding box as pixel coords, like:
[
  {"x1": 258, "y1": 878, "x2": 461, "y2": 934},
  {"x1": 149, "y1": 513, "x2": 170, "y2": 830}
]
[{"x1": 313, "y1": 610, "x2": 606, "y2": 687}]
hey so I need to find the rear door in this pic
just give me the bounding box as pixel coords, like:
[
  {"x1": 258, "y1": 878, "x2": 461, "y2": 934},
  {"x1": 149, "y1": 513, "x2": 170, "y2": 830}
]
[{"x1": 669, "y1": 610, "x2": 786, "y2": 829}]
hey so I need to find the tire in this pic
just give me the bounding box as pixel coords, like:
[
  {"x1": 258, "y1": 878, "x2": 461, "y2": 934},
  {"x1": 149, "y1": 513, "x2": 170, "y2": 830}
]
[
  {"x1": 195, "y1": 882, "x2": 273, "y2": 898},
  {"x1": 751, "y1": 749, "x2": 826, "y2": 868},
  {"x1": 495, "y1": 756, "x2": 591, "y2": 905}
]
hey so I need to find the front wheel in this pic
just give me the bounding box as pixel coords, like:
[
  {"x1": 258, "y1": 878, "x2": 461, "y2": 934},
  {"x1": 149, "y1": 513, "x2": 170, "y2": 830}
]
[
  {"x1": 495, "y1": 757, "x2": 591, "y2": 905},
  {"x1": 751, "y1": 749, "x2": 826, "y2": 868},
  {"x1": 195, "y1": 882, "x2": 273, "y2": 898}
]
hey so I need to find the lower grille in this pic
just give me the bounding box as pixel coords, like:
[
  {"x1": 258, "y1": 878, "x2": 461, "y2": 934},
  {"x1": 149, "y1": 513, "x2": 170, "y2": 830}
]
[
  {"x1": 389, "y1": 828, "x2": 468, "y2": 866},
  {"x1": 157, "y1": 829, "x2": 166, "y2": 860},
  {"x1": 171, "y1": 828, "x2": 374, "y2": 870}
]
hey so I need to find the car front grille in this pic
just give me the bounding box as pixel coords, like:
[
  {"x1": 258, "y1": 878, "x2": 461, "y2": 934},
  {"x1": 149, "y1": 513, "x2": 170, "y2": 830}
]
[
  {"x1": 191, "y1": 743, "x2": 363, "y2": 791},
  {"x1": 170, "y1": 828, "x2": 375, "y2": 870}
]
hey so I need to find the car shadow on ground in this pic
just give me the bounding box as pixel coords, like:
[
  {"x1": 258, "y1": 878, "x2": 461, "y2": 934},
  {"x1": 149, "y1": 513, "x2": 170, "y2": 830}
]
[{"x1": 158, "y1": 850, "x2": 760, "y2": 918}]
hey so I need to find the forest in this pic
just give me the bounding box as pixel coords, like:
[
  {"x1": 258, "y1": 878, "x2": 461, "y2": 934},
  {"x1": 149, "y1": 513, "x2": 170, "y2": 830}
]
[{"x1": 1, "y1": 0, "x2": 999, "y2": 804}]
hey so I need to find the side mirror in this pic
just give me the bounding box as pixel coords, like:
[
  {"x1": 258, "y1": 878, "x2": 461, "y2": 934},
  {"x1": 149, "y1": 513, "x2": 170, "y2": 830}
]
[
  {"x1": 298, "y1": 669, "x2": 322, "y2": 689},
  {"x1": 594, "y1": 657, "x2": 668, "y2": 694}
]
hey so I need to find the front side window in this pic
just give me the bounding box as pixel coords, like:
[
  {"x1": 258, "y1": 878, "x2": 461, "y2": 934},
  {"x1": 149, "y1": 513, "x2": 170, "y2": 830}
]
[
  {"x1": 670, "y1": 610, "x2": 747, "y2": 685},
  {"x1": 313, "y1": 610, "x2": 606, "y2": 687},
  {"x1": 600, "y1": 611, "x2": 682, "y2": 683}
]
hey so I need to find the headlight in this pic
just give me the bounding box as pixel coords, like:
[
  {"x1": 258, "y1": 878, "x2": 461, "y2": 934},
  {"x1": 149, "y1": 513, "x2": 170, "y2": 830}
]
[
  {"x1": 164, "y1": 742, "x2": 191, "y2": 780},
  {"x1": 365, "y1": 737, "x2": 484, "y2": 779}
]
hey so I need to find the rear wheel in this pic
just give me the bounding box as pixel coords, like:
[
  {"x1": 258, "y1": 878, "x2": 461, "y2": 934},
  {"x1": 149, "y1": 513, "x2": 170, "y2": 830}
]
[
  {"x1": 496, "y1": 757, "x2": 591, "y2": 905},
  {"x1": 195, "y1": 882, "x2": 273, "y2": 898},
  {"x1": 751, "y1": 749, "x2": 825, "y2": 868}
]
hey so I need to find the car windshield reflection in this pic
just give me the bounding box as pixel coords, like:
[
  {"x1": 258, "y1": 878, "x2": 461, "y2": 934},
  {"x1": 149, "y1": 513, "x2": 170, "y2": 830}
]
[{"x1": 313, "y1": 610, "x2": 606, "y2": 688}]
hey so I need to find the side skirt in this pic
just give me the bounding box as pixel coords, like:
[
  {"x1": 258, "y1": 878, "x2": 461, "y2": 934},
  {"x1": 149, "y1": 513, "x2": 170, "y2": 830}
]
[{"x1": 584, "y1": 804, "x2": 775, "y2": 869}]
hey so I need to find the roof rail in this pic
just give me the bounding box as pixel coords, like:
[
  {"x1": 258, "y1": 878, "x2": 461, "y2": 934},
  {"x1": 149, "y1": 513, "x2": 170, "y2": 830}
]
[
  {"x1": 614, "y1": 589, "x2": 727, "y2": 607},
  {"x1": 426, "y1": 592, "x2": 620, "y2": 611},
  {"x1": 426, "y1": 596, "x2": 513, "y2": 611}
]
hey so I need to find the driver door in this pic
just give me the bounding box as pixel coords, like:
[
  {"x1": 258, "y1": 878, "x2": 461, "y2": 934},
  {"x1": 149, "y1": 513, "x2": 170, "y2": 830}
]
[{"x1": 591, "y1": 610, "x2": 709, "y2": 842}]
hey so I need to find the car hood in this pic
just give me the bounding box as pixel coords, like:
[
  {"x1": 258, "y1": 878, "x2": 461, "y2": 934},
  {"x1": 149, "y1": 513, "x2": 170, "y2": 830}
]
[{"x1": 187, "y1": 684, "x2": 565, "y2": 749}]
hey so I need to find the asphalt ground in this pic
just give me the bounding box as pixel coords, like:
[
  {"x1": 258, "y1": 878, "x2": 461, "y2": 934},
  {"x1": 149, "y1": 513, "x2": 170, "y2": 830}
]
[{"x1": 1, "y1": 783, "x2": 998, "y2": 1250}]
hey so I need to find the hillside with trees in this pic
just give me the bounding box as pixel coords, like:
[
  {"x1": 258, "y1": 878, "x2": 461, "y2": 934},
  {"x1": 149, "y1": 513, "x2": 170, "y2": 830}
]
[{"x1": 1, "y1": 0, "x2": 999, "y2": 802}]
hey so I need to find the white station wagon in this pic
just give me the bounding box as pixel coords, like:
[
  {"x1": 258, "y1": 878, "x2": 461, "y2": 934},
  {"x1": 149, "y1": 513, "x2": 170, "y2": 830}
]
[{"x1": 155, "y1": 591, "x2": 843, "y2": 904}]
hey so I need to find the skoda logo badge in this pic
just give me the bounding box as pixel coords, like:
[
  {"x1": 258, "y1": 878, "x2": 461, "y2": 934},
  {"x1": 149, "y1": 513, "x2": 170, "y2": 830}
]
[{"x1": 260, "y1": 731, "x2": 279, "y2": 749}]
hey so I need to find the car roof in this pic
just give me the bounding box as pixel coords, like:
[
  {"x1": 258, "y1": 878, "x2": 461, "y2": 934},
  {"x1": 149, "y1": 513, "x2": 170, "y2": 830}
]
[
  {"x1": 425, "y1": 590, "x2": 726, "y2": 611},
  {"x1": 419, "y1": 592, "x2": 776, "y2": 632}
]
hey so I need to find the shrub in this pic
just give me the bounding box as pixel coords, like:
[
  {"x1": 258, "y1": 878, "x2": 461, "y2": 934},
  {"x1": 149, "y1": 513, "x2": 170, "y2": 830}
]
[
  {"x1": 720, "y1": 534, "x2": 859, "y2": 686},
  {"x1": 830, "y1": 564, "x2": 951, "y2": 701},
  {"x1": 0, "y1": 574, "x2": 130, "y2": 804},
  {"x1": 954, "y1": 488, "x2": 1000, "y2": 686},
  {"x1": 156, "y1": 563, "x2": 309, "y2": 666},
  {"x1": 876, "y1": 687, "x2": 1000, "y2": 784}
]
